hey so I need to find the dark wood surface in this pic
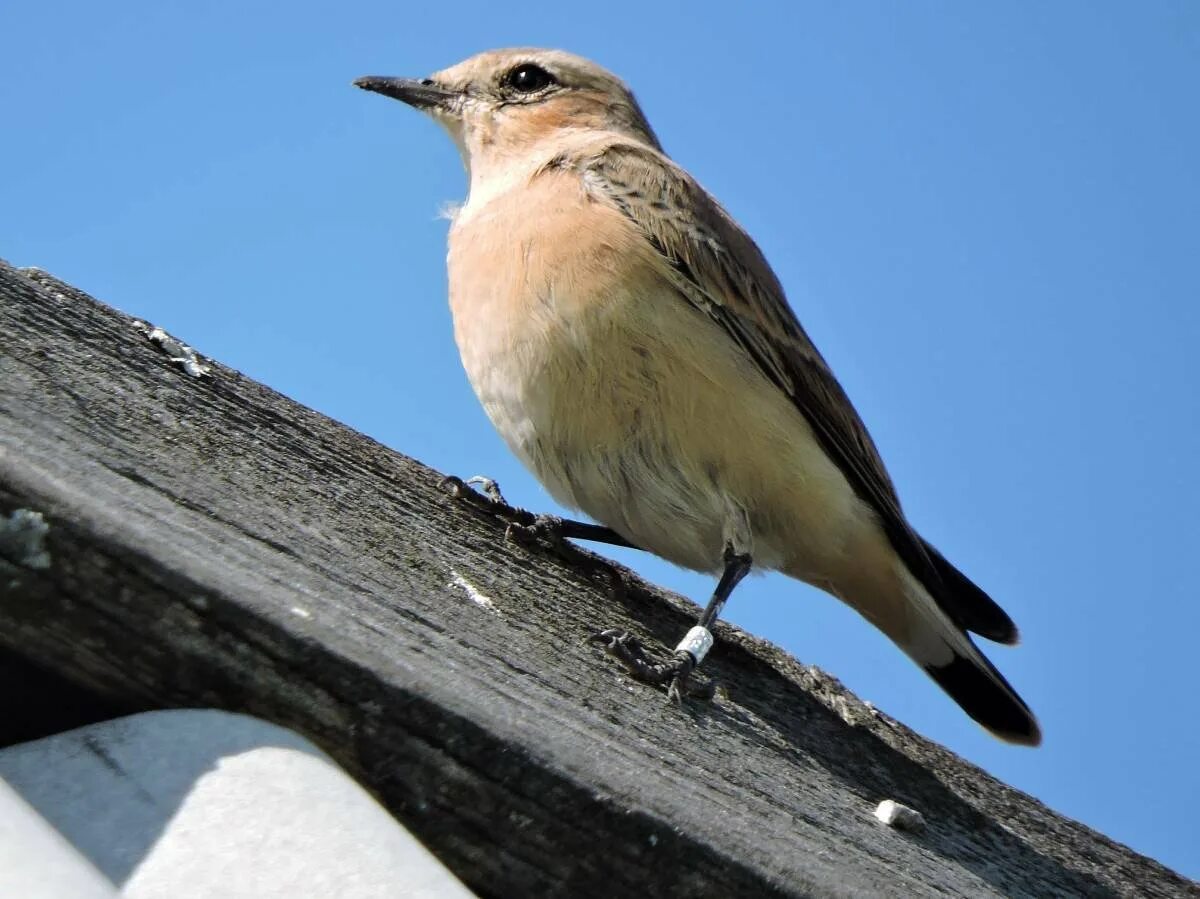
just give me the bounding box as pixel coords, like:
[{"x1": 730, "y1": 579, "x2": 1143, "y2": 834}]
[{"x1": 1, "y1": 260, "x2": 1193, "y2": 898}]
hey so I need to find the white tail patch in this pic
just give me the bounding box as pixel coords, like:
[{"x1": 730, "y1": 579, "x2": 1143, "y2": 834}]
[
  {"x1": 894, "y1": 563, "x2": 1040, "y2": 745},
  {"x1": 898, "y1": 566, "x2": 995, "y2": 676}
]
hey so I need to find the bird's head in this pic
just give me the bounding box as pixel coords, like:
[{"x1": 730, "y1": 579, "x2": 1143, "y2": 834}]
[{"x1": 355, "y1": 48, "x2": 660, "y2": 177}]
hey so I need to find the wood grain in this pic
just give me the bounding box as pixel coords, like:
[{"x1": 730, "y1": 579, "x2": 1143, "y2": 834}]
[{"x1": 0, "y1": 260, "x2": 1191, "y2": 898}]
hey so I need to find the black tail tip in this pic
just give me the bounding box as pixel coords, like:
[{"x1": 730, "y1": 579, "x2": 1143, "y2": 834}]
[{"x1": 925, "y1": 656, "x2": 1042, "y2": 747}]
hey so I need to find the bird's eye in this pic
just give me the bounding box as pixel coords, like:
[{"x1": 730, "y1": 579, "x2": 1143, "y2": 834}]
[{"x1": 505, "y1": 63, "x2": 556, "y2": 93}]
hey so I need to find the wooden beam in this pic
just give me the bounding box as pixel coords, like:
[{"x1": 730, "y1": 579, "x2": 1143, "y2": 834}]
[{"x1": 0, "y1": 260, "x2": 1189, "y2": 897}]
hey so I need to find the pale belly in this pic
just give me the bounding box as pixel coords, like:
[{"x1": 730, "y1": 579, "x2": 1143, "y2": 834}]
[
  {"x1": 445, "y1": 167, "x2": 871, "y2": 579},
  {"x1": 454, "y1": 286, "x2": 867, "y2": 578}
]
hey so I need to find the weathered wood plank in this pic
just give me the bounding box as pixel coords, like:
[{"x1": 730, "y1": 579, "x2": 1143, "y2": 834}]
[{"x1": 0, "y1": 260, "x2": 1192, "y2": 898}]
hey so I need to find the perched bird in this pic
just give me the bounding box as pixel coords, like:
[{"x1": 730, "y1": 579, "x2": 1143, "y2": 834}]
[{"x1": 355, "y1": 49, "x2": 1041, "y2": 745}]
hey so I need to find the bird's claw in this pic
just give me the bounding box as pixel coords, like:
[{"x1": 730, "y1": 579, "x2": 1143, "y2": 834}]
[
  {"x1": 505, "y1": 513, "x2": 567, "y2": 547},
  {"x1": 441, "y1": 474, "x2": 508, "y2": 507},
  {"x1": 589, "y1": 629, "x2": 715, "y2": 701},
  {"x1": 443, "y1": 475, "x2": 560, "y2": 541},
  {"x1": 442, "y1": 474, "x2": 533, "y2": 529},
  {"x1": 666, "y1": 652, "x2": 700, "y2": 704},
  {"x1": 464, "y1": 475, "x2": 506, "y2": 504}
]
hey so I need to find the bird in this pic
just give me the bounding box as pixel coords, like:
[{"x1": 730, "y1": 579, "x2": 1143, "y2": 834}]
[{"x1": 354, "y1": 48, "x2": 1041, "y2": 746}]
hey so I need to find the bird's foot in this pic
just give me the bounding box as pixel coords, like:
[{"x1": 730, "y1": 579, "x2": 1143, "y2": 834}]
[
  {"x1": 442, "y1": 474, "x2": 635, "y2": 598},
  {"x1": 589, "y1": 629, "x2": 715, "y2": 701},
  {"x1": 504, "y1": 513, "x2": 574, "y2": 548},
  {"x1": 443, "y1": 475, "x2": 640, "y2": 555},
  {"x1": 441, "y1": 474, "x2": 514, "y2": 511},
  {"x1": 441, "y1": 474, "x2": 541, "y2": 534},
  {"x1": 442, "y1": 475, "x2": 603, "y2": 550},
  {"x1": 463, "y1": 475, "x2": 505, "y2": 503}
]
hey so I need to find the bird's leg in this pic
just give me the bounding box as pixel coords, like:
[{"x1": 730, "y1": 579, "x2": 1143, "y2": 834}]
[
  {"x1": 593, "y1": 545, "x2": 753, "y2": 702},
  {"x1": 528, "y1": 516, "x2": 640, "y2": 549},
  {"x1": 667, "y1": 547, "x2": 752, "y2": 701},
  {"x1": 440, "y1": 475, "x2": 640, "y2": 549}
]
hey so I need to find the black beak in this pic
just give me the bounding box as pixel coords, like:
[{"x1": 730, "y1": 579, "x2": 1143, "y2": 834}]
[{"x1": 353, "y1": 76, "x2": 456, "y2": 110}]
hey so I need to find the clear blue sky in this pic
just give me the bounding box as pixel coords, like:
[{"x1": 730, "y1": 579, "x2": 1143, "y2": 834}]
[{"x1": 4, "y1": 1, "x2": 1197, "y2": 880}]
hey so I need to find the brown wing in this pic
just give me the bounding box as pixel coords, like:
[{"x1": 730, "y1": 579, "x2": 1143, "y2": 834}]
[{"x1": 578, "y1": 141, "x2": 1016, "y2": 644}]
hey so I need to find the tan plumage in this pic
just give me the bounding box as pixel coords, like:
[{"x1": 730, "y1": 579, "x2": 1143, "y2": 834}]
[{"x1": 356, "y1": 48, "x2": 1041, "y2": 745}]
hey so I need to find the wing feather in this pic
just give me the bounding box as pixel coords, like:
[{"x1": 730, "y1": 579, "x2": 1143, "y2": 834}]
[{"x1": 576, "y1": 141, "x2": 1016, "y2": 644}]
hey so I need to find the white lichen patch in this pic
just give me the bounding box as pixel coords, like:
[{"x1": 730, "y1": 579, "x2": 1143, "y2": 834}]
[
  {"x1": 0, "y1": 508, "x2": 51, "y2": 570},
  {"x1": 874, "y1": 799, "x2": 926, "y2": 833},
  {"x1": 449, "y1": 569, "x2": 497, "y2": 613},
  {"x1": 132, "y1": 319, "x2": 212, "y2": 378}
]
